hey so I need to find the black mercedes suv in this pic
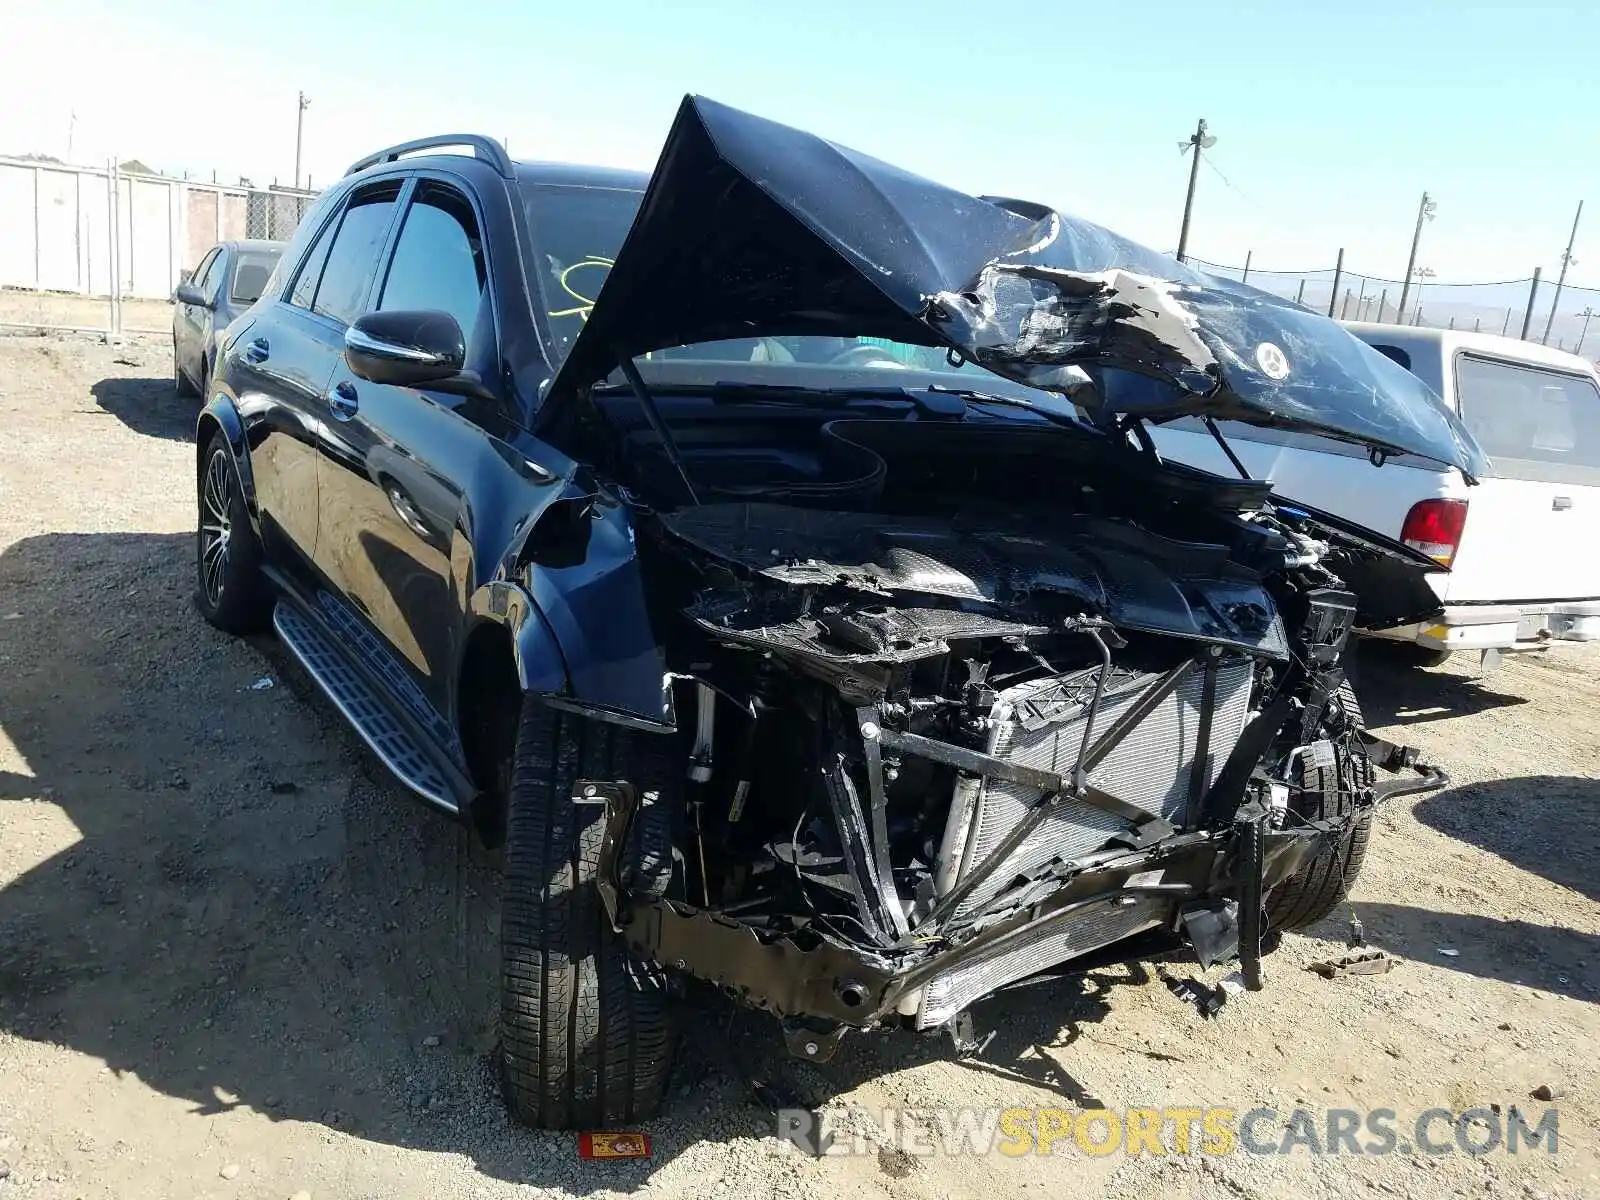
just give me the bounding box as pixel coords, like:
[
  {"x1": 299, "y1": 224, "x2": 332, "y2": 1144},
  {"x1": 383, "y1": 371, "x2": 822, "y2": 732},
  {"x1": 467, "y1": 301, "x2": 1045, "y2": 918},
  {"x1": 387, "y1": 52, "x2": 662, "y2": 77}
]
[{"x1": 196, "y1": 95, "x2": 1478, "y2": 1130}]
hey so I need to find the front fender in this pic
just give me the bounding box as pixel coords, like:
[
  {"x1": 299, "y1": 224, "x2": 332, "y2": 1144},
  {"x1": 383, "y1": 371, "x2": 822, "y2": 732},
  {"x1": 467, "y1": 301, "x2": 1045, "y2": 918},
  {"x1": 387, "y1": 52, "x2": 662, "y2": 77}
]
[
  {"x1": 469, "y1": 494, "x2": 673, "y2": 731},
  {"x1": 468, "y1": 579, "x2": 569, "y2": 696}
]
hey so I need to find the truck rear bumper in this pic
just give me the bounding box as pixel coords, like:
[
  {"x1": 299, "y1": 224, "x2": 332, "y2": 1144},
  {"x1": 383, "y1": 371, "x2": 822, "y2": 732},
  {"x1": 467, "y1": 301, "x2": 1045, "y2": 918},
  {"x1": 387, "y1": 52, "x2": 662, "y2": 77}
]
[{"x1": 1371, "y1": 600, "x2": 1600, "y2": 653}]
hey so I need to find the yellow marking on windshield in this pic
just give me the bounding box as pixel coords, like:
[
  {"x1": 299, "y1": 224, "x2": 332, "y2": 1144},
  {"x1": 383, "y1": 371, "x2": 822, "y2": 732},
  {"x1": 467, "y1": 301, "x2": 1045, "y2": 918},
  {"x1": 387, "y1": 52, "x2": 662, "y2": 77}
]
[{"x1": 547, "y1": 257, "x2": 615, "y2": 322}]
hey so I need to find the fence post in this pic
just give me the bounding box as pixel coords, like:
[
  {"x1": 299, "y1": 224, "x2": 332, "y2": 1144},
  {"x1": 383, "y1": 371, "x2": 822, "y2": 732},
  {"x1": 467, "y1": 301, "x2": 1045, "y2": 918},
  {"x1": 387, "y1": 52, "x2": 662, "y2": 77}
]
[
  {"x1": 105, "y1": 159, "x2": 117, "y2": 338},
  {"x1": 1327, "y1": 249, "x2": 1344, "y2": 318},
  {"x1": 33, "y1": 165, "x2": 43, "y2": 290},
  {"x1": 113, "y1": 160, "x2": 124, "y2": 338},
  {"x1": 1501, "y1": 308, "x2": 1512, "y2": 336},
  {"x1": 1241, "y1": 250, "x2": 1253, "y2": 283},
  {"x1": 1339, "y1": 290, "x2": 1352, "y2": 319},
  {"x1": 1520, "y1": 269, "x2": 1542, "y2": 340},
  {"x1": 1377, "y1": 288, "x2": 1388, "y2": 323},
  {"x1": 1295, "y1": 278, "x2": 1306, "y2": 305}
]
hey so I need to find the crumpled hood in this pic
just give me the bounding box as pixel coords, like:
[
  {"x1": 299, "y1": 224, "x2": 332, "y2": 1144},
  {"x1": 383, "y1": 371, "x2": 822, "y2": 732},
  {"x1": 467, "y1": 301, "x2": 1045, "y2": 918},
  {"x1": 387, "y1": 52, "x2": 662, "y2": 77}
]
[{"x1": 549, "y1": 95, "x2": 1488, "y2": 478}]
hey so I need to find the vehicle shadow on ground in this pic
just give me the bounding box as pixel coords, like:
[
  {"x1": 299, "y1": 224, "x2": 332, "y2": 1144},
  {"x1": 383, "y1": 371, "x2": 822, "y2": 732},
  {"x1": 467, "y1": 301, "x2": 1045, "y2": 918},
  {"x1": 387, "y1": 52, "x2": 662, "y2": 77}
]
[
  {"x1": 0, "y1": 529, "x2": 1138, "y2": 1193},
  {"x1": 1305, "y1": 901, "x2": 1598, "y2": 1002},
  {"x1": 89, "y1": 376, "x2": 195, "y2": 442},
  {"x1": 1349, "y1": 643, "x2": 1528, "y2": 727},
  {"x1": 1413, "y1": 776, "x2": 1600, "y2": 903}
]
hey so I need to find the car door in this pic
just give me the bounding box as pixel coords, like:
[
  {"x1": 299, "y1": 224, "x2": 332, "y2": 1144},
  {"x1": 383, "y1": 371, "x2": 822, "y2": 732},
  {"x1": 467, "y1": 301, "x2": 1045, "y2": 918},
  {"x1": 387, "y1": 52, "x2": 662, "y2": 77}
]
[
  {"x1": 1439, "y1": 352, "x2": 1600, "y2": 603},
  {"x1": 176, "y1": 247, "x2": 221, "y2": 382},
  {"x1": 314, "y1": 176, "x2": 505, "y2": 715},
  {"x1": 231, "y1": 181, "x2": 403, "y2": 571}
]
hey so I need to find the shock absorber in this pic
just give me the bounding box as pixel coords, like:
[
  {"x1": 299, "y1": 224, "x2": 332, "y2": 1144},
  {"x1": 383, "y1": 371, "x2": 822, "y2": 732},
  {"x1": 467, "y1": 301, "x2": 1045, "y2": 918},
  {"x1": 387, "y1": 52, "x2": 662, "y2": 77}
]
[{"x1": 727, "y1": 653, "x2": 778, "y2": 825}]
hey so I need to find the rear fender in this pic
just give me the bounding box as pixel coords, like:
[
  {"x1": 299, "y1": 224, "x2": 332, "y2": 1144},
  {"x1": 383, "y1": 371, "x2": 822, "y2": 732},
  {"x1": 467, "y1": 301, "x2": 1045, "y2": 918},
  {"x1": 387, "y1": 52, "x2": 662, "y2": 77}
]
[{"x1": 196, "y1": 390, "x2": 260, "y2": 535}]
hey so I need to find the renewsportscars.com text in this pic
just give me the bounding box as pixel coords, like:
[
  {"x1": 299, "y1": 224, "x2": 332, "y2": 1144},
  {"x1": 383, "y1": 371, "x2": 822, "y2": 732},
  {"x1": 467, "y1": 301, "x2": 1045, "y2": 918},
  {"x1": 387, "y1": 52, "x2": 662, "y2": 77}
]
[{"x1": 774, "y1": 1105, "x2": 1559, "y2": 1159}]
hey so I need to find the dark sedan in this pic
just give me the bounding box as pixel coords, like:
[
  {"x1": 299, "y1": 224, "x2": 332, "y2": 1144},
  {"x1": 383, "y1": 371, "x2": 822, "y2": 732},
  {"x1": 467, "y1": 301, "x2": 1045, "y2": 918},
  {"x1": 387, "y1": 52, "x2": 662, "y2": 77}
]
[{"x1": 172, "y1": 239, "x2": 283, "y2": 398}]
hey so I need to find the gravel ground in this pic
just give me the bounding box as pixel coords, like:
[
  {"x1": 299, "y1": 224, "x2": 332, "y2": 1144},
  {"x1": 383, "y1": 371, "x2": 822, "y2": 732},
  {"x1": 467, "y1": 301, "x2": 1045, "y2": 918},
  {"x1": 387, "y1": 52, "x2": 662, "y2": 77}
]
[
  {"x1": 0, "y1": 290, "x2": 169, "y2": 335},
  {"x1": 1, "y1": 333, "x2": 1596, "y2": 1200}
]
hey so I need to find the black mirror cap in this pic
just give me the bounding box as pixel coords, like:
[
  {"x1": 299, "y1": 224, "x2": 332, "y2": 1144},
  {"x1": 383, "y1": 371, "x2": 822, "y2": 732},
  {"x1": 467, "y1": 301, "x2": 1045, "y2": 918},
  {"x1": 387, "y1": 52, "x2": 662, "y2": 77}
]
[
  {"x1": 173, "y1": 282, "x2": 210, "y2": 307},
  {"x1": 344, "y1": 310, "x2": 466, "y2": 387}
]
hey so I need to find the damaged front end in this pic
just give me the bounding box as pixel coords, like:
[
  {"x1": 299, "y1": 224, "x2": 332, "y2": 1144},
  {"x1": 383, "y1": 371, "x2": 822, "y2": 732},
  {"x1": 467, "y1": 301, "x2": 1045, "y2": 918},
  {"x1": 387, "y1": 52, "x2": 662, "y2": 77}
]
[
  {"x1": 518, "y1": 95, "x2": 1468, "y2": 1064},
  {"x1": 579, "y1": 476, "x2": 1411, "y2": 1058}
]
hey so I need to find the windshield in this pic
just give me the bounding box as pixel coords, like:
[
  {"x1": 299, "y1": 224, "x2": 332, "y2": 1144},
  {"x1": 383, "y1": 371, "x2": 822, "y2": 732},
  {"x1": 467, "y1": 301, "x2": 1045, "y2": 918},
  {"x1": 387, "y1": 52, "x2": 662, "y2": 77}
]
[
  {"x1": 230, "y1": 250, "x2": 281, "y2": 304},
  {"x1": 520, "y1": 181, "x2": 1077, "y2": 409}
]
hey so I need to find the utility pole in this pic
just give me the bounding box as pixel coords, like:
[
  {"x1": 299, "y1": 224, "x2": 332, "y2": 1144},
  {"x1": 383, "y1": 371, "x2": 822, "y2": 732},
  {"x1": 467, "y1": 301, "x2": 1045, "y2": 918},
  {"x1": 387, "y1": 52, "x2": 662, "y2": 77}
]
[
  {"x1": 1410, "y1": 266, "x2": 1435, "y2": 326},
  {"x1": 1175, "y1": 118, "x2": 1215, "y2": 263},
  {"x1": 1395, "y1": 191, "x2": 1436, "y2": 323},
  {"x1": 294, "y1": 91, "x2": 311, "y2": 190},
  {"x1": 1521, "y1": 269, "x2": 1542, "y2": 340},
  {"x1": 1541, "y1": 199, "x2": 1582, "y2": 345},
  {"x1": 1578, "y1": 306, "x2": 1597, "y2": 356}
]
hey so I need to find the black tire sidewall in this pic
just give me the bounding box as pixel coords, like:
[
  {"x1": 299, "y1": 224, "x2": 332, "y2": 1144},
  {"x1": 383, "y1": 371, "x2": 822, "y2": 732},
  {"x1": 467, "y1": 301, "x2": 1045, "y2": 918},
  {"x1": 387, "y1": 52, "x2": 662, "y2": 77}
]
[
  {"x1": 195, "y1": 434, "x2": 270, "y2": 633},
  {"x1": 498, "y1": 702, "x2": 675, "y2": 1129}
]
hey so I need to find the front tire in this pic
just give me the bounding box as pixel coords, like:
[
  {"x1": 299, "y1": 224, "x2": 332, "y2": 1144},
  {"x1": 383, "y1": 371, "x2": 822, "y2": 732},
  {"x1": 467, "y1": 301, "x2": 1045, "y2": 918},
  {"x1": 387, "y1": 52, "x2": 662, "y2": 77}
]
[
  {"x1": 195, "y1": 432, "x2": 273, "y2": 634},
  {"x1": 1263, "y1": 681, "x2": 1374, "y2": 932},
  {"x1": 499, "y1": 701, "x2": 677, "y2": 1129}
]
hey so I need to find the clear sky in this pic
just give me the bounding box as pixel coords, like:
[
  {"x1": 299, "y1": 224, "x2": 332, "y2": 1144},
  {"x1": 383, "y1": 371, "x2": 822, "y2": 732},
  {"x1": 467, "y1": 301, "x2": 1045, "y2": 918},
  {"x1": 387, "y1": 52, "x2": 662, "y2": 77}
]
[{"x1": 7, "y1": 0, "x2": 1599, "y2": 288}]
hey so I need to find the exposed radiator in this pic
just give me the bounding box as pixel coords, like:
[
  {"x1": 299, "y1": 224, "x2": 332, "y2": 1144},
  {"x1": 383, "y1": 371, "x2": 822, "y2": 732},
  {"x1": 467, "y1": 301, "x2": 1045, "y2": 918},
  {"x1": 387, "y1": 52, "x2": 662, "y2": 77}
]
[
  {"x1": 947, "y1": 658, "x2": 1253, "y2": 919},
  {"x1": 916, "y1": 894, "x2": 1169, "y2": 1028}
]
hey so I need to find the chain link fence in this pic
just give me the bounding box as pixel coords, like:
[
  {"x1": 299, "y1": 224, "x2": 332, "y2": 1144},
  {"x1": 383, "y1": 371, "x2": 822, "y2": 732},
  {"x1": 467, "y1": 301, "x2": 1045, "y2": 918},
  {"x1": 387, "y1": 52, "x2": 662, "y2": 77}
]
[
  {"x1": 245, "y1": 188, "x2": 317, "y2": 242},
  {"x1": 1187, "y1": 255, "x2": 1600, "y2": 358}
]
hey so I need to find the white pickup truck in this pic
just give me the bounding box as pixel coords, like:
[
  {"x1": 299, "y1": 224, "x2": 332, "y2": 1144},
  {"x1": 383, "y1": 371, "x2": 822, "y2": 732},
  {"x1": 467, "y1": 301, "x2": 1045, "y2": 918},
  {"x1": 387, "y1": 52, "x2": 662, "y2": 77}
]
[{"x1": 1150, "y1": 324, "x2": 1600, "y2": 666}]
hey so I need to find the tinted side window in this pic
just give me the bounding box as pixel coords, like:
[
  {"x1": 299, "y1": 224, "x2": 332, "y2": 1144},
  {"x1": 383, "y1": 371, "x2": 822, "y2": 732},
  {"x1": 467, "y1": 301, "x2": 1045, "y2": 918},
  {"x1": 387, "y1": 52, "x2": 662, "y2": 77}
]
[
  {"x1": 230, "y1": 251, "x2": 280, "y2": 303},
  {"x1": 377, "y1": 183, "x2": 488, "y2": 342},
  {"x1": 1369, "y1": 344, "x2": 1411, "y2": 371},
  {"x1": 288, "y1": 217, "x2": 337, "y2": 311},
  {"x1": 311, "y1": 185, "x2": 401, "y2": 327}
]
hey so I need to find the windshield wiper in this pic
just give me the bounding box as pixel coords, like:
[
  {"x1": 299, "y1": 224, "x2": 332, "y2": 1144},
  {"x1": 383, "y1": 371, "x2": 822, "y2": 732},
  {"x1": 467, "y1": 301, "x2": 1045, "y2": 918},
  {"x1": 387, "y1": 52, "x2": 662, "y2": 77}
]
[
  {"x1": 925, "y1": 385, "x2": 1085, "y2": 431},
  {"x1": 593, "y1": 376, "x2": 1085, "y2": 428}
]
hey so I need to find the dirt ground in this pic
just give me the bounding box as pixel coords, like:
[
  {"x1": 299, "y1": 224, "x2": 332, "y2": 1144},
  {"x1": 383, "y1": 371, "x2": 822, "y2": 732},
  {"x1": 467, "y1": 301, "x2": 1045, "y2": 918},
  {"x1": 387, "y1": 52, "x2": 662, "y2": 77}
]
[
  {"x1": 1, "y1": 333, "x2": 1596, "y2": 1200},
  {"x1": 0, "y1": 289, "x2": 169, "y2": 335}
]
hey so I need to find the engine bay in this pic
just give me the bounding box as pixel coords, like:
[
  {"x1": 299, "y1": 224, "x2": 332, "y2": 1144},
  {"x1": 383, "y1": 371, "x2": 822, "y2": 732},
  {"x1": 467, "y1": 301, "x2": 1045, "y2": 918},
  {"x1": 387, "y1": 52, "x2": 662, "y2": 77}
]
[{"x1": 574, "y1": 402, "x2": 1411, "y2": 1039}]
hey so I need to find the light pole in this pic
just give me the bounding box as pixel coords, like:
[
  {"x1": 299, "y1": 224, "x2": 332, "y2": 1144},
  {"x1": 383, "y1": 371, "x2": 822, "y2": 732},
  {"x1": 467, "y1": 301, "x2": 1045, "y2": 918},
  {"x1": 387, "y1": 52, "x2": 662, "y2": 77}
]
[
  {"x1": 1542, "y1": 200, "x2": 1583, "y2": 345},
  {"x1": 294, "y1": 91, "x2": 311, "y2": 190},
  {"x1": 1410, "y1": 266, "x2": 1435, "y2": 325},
  {"x1": 1578, "y1": 306, "x2": 1597, "y2": 356},
  {"x1": 1396, "y1": 192, "x2": 1437, "y2": 323},
  {"x1": 1175, "y1": 118, "x2": 1216, "y2": 263}
]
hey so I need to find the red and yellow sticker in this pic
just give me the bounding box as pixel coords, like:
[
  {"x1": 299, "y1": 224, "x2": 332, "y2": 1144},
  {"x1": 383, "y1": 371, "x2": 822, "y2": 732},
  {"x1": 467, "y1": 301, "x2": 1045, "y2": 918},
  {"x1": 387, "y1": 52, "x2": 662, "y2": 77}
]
[{"x1": 578, "y1": 1131, "x2": 652, "y2": 1160}]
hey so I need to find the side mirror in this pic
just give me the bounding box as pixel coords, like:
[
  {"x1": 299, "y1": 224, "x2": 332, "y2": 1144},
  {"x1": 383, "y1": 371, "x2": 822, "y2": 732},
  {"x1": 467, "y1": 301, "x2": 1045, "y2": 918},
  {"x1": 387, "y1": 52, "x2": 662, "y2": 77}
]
[
  {"x1": 345, "y1": 310, "x2": 466, "y2": 388},
  {"x1": 174, "y1": 282, "x2": 210, "y2": 307}
]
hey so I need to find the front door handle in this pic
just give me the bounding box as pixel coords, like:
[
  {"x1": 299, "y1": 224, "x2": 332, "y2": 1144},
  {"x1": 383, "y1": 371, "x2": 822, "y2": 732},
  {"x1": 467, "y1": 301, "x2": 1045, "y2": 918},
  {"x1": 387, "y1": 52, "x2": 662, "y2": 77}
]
[
  {"x1": 1553, "y1": 495, "x2": 1573, "y2": 511},
  {"x1": 243, "y1": 337, "x2": 270, "y2": 364},
  {"x1": 328, "y1": 380, "x2": 359, "y2": 420}
]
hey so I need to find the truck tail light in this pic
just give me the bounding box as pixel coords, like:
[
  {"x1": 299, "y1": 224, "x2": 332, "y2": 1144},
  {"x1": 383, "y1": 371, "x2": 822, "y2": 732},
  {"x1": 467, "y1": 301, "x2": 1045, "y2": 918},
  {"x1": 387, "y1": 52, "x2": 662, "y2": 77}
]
[{"x1": 1400, "y1": 498, "x2": 1468, "y2": 567}]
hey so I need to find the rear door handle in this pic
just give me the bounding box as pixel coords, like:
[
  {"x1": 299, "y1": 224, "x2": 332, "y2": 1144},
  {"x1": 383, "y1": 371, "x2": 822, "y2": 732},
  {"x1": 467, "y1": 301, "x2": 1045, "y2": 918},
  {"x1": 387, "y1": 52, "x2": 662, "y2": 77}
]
[
  {"x1": 328, "y1": 380, "x2": 359, "y2": 419},
  {"x1": 1553, "y1": 495, "x2": 1573, "y2": 511},
  {"x1": 243, "y1": 337, "x2": 270, "y2": 364}
]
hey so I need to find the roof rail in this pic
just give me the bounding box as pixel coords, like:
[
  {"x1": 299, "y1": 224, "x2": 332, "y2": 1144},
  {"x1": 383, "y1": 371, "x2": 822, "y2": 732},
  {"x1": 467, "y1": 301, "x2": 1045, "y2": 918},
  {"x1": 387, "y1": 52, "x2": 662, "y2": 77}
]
[{"x1": 345, "y1": 134, "x2": 515, "y2": 179}]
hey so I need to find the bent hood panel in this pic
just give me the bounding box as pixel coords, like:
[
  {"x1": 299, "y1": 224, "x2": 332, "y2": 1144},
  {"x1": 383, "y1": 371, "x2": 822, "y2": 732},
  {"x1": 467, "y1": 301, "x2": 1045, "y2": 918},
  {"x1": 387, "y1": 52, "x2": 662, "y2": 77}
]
[{"x1": 549, "y1": 96, "x2": 1488, "y2": 478}]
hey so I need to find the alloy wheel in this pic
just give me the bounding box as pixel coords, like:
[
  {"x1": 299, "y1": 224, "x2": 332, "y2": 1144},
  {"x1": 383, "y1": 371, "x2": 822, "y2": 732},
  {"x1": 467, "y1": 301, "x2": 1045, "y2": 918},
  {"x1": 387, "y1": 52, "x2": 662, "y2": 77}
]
[{"x1": 200, "y1": 450, "x2": 233, "y2": 606}]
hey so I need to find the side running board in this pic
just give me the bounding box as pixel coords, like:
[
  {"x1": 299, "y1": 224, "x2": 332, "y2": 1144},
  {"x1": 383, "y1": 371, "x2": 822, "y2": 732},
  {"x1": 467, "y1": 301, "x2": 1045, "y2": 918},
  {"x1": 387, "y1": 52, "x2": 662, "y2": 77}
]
[{"x1": 272, "y1": 601, "x2": 466, "y2": 815}]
